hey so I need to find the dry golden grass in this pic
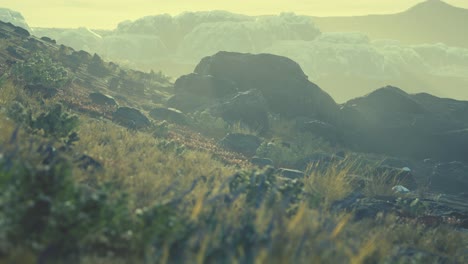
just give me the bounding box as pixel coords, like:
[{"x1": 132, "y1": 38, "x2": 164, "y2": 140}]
[
  {"x1": 1, "y1": 78, "x2": 468, "y2": 264},
  {"x1": 75, "y1": 117, "x2": 236, "y2": 209},
  {"x1": 304, "y1": 159, "x2": 357, "y2": 206}
]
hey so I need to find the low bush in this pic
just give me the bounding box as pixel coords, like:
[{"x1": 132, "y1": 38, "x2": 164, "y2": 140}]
[{"x1": 12, "y1": 52, "x2": 70, "y2": 89}]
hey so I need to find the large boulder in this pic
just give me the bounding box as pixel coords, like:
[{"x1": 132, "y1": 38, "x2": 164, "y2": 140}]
[
  {"x1": 167, "y1": 73, "x2": 238, "y2": 112},
  {"x1": 89, "y1": 92, "x2": 118, "y2": 106},
  {"x1": 193, "y1": 51, "x2": 340, "y2": 121},
  {"x1": 219, "y1": 133, "x2": 262, "y2": 157},
  {"x1": 210, "y1": 89, "x2": 270, "y2": 133},
  {"x1": 340, "y1": 86, "x2": 468, "y2": 162},
  {"x1": 149, "y1": 107, "x2": 187, "y2": 125},
  {"x1": 112, "y1": 107, "x2": 150, "y2": 129}
]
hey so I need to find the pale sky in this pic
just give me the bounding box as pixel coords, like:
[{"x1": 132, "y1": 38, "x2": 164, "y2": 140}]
[{"x1": 1, "y1": 0, "x2": 468, "y2": 29}]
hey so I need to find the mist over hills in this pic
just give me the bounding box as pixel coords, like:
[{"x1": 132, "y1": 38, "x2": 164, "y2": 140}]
[
  {"x1": 3, "y1": 0, "x2": 468, "y2": 102},
  {"x1": 311, "y1": 0, "x2": 468, "y2": 49}
]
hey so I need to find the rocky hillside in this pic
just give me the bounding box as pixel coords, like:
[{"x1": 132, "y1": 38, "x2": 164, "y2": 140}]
[
  {"x1": 0, "y1": 20, "x2": 467, "y2": 263},
  {"x1": 25, "y1": 6, "x2": 468, "y2": 102}
]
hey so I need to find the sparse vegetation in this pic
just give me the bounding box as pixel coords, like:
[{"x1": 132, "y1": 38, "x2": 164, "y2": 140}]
[
  {"x1": 0, "y1": 21, "x2": 467, "y2": 264},
  {"x1": 12, "y1": 52, "x2": 70, "y2": 89}
]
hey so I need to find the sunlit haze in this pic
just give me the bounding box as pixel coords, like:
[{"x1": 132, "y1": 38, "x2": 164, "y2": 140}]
[{"x1": 2, "y1": 0, "x2": 468, "y2": 28}]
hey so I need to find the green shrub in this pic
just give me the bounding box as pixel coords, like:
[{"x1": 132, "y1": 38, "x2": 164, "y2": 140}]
[
  {"x1": 0, "y1": 142, "x2": 130, "y2": 261},
  {"x1": 33, "y1": 104, "x2": 79, "y2": 138},
  {"x1": 229, "y1": 167, "x2": 304, "y2": 210},
  {"x1": 12, "y1": 52, "x2": 69, "y2": 89}
]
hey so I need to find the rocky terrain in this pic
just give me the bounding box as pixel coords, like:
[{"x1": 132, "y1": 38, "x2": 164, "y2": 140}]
[
  {"x1": 28, "y1": 0, "x2": 468, "y2": 102},
  {"x1": 0, "y1": 19, "x2": 467, "y2": 263}
]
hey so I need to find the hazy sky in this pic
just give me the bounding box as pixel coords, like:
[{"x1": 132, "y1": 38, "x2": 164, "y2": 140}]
[{"x1": 2, "y1": 0, "x2": 468, "y2": 29}]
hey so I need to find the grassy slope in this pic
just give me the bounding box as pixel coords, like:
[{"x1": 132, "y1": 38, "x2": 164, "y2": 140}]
[{"x1": 0, "y1": 23, "x2": 467, "y2": 263}]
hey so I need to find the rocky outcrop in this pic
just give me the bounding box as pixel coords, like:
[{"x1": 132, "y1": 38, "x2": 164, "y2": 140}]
[
  {"x1": 0, "y1": 8, "x2": 30, "y2": 32},
  {"x1": 167, "y1": 73, "x2": 238, "y2": 112},
  {"x1": 149, "y1": 107, "x2": 187, "y2": 125},
  {"x1": 89, "y1": 92, "x2": 118, "y2": 106},
  {"x1": 194, "y1": 52, "x2": 340, "y2": 121},
  {"x1": 112, "y1": 107, "x2": 150, "y2": 129},
  {"x1": 210, "y1": 89, "x2": 270, "y2": 132},
  {"x1": 168, "y1": 52, "x2": 341, "y2": 133},
  {"x1": 340, "y1": 86, "x2": 468, "y2": 162},
  {"x1": 219, "y1": 133, "x2": 262, "y2": 157}
]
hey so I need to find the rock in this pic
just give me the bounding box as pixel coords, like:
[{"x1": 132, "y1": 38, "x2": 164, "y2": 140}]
[
  {"x1": 250, "y1": 157, "x2": 274, "y2": 168},
  {"x1": 392, "y1": 185, "x2": 410, "y2": 194},
  {"x1": 194, "y1": 51, "x2": 340, "y2": 121},
  {"x1": 276, "y1": 168, "x2": 305, "y2": 179},
  {"x1": 298, "y1": 119, "x2": 342, "y2": 144},
  {"x1": 166, "y1": 93, "x2": 214, "y2": 113},
  {"x1": 430, "y1": 161, "x2": 468, "y2": 195},
  {"x1": 341, "y1": 86, "x2": 468, "y2": 162},
  {"x1": 112, "y1": 107, "x2": 150, "y2": 129},
  {"x1": 89, "y1": 92, "x2": 118, "y2": 106},
  {"x1": 149, "y1": 107, "x2": 187, "y2": 125},
  {"x1": 174, "y1": 73, "x2": 238, "y2": 99},
  {"x1": 332, "y1": 191, "x2": 468, "y2": 227},
  {"x1": 331, "y1": 192, "x2": 396, "y2": 221},
  {"x1": 167, "y1": 73, "x2": 238, "y2": 112},
  {"x1": 40, "y1": 36, "x2": 56, "y2": 44},
  {"x1": 211, "y1": 89, "x2": 269, "y2": 133},
  {"x1": 76, "y1": 154, "x2": 103, "y2": 171},
  {"x1": 219, "y1": 133, "x2": 262, "y2": 157},
  {"x1": 0, "y1": 9, "x2": 31, "y2": 31}
]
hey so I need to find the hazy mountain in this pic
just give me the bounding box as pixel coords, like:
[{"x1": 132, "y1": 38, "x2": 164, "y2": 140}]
[
  {"x1": 264, "y1": 34, "x2": 468, "y2": 101},
  {"x1": 311, "y1": 0, "x2": 468, "y2": 48},
  {"x1": 32, "y1": 27, "x2": 103, "y2": 53},
  {"x1": 0, "y1": 8, "x2": 30, "y2": 31},
  {"x1": 15, "y1": 2, "x2": 468, "y2": 102}
]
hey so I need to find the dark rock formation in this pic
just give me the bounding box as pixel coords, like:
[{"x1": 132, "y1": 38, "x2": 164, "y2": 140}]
[
  {"x1": 89, "y1": 92, "x2": 118, "y2": 106},
  {"x1": 219, "y1": 133, "x2": 262, "y2": 157},
  {"x1": 194, "y1": 52, "x2": 340, "y2": 121},
  {"x1": 210, "y1": 89, "x2": 269, "y2": 133},
  {"x1": 167, "y1": 73, "x2": 238, "y2": 112},
  {"x1": 340, "y1": 86, "x2": 468, "y2": 162},
  {"x1": 112, "y1": 107, "x2": 150, "y2": 129},
  {"x1": 149, "y1": 107, "x2": 187, "y2": 125}
]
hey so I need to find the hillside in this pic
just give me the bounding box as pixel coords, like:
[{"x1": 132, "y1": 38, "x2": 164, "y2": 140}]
[
  {"x1": 0, "y1": 20, "x2": 467, "y2": 263},
  {"x1": 25, "y1": 7, "x2": 468, "y2": 102},
  {"x1": 311, "y1": 0, "x2": 468, "y2": 48}
]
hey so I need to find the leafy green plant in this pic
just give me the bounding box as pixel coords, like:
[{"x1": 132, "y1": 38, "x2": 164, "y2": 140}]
[
  {"x1": 33, "y1": 104, "x2": 79, "y2": 138},
  {"x1": 12, "y1": 52, "x2": 69, "y2": 89},
  {"x1": 0, "y1": 139, "x2": 133, "y2": 262},
  {"x1": 229, "y1": 167, "x2": 304, "y2": 209}
]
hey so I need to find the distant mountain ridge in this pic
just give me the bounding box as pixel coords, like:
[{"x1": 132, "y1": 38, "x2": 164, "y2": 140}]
[
  {"x1": 3, "y1": 2, "x2": 468, "y2": 102},
  {"x1": 311, "y1": 0, "x2": 468, "y2": 48}
]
